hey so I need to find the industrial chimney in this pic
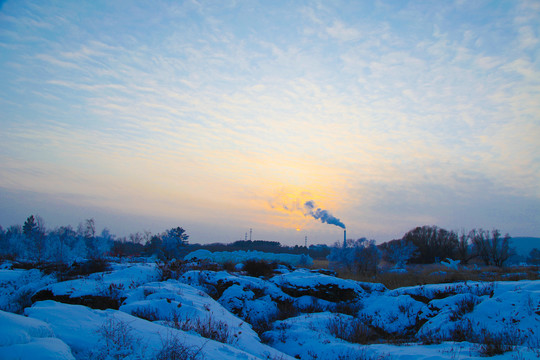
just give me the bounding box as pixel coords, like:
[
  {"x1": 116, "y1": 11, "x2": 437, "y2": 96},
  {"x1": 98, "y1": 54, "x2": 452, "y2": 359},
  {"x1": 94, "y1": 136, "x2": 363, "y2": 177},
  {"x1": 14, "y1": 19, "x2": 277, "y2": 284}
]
[{"x1": 343, "y1": 229, "x2": 347, "y2": 248}]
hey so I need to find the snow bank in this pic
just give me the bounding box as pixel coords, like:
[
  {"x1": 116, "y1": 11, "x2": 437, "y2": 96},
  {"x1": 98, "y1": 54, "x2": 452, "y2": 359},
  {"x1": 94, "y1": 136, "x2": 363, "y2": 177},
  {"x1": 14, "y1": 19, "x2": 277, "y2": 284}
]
[
  {"x1": 120, "y1": 279, "x2": 292, "y2": 359},
  {"x1": 179, "y1": 270, "x2": 291, "y2": 324},
  {"x1": 263, "y1": 311, "x2": 540, "y2": 360},
  {"x1": 0, "y1": 268, "x2": 56, "y2": 313},
  {"x1": 26, "y1": 300, "x2": 292, "y2": 360},
  {"x1": 35, "y1": 262, "x2": 159, "y2": 299},
  {"x1": 184, "y1": 249, "x2": 313, "y2": 266},
  {"x1": 359, "y1": 294, "x2": 426, "y2": 333},
  {"x1": 2, "y1": 259, "x2": 538, "y2": 360},
  {"x1": 0, "y1": 310, "x2": 75, "y2": 360},
  {"x1": 0, "y1": 310, "x2": 54, "y2": 347}
]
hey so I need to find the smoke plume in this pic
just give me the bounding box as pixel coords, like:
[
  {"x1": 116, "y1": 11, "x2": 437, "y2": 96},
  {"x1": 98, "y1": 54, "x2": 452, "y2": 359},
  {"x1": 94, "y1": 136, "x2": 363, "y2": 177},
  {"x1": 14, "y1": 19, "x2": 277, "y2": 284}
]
[{"x1": 304, "y1": 200, "x2": 345, "y2": 229}]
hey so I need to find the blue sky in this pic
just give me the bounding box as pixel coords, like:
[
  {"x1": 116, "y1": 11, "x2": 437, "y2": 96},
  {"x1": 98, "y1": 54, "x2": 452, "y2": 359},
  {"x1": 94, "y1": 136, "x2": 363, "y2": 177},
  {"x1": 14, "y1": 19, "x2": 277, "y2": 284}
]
[{"x1": 1, "y1": 0, "x2": 539, "y2": 245}]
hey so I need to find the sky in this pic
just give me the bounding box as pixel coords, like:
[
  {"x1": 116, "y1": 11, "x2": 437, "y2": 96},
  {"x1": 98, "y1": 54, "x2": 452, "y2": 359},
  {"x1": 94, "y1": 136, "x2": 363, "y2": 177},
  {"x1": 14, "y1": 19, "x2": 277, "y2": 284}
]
[{"x1": 1, "y1": 0, "x2": 539, "y2": 246}]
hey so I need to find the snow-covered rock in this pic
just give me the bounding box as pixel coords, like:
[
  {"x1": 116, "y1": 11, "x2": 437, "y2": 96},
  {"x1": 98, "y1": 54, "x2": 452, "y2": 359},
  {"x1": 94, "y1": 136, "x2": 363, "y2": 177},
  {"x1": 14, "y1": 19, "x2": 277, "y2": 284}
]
[
  {"x1": 179, "y1": 270, "x2": 292, "y2": 324},
  {"x1": 31, "y1": 263, "x2": 160, "y2": 309},
  {"x1": 270, "y1": 269, "x2": 385, "y2": 302}
]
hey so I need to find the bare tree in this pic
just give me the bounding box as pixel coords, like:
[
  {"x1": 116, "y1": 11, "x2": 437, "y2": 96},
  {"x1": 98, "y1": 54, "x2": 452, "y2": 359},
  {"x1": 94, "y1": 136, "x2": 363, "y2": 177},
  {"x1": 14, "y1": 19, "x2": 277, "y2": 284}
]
[
  {"x1": 471, "y1": 229, "x2": 514, "y2": 267},
  {"x1": 490, "y1": 230, "x2": 513, "y2": 267},
  {"x1": 403, "y1": 225, "x2": 458, "y2": 263}
]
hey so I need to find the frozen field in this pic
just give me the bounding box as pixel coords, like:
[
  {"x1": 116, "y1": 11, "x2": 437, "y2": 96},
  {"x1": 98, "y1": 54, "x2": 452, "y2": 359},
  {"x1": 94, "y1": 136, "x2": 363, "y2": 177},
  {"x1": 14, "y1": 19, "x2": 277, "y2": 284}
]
[{"x1": 0, "y1": 259, "x2": 539, "y2": 360}]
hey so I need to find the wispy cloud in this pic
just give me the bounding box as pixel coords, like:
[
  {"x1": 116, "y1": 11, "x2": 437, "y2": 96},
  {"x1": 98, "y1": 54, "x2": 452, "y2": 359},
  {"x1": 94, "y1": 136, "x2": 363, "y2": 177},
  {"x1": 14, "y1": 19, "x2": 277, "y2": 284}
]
[{"x1": 1, "y1": 0, "x2": 538, "y2": 241}]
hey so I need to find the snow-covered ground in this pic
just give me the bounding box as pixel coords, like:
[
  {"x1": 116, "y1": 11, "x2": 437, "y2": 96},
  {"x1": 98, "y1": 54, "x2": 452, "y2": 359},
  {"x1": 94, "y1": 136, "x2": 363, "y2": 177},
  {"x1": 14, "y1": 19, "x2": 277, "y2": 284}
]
[{"x1": 0, "y1": 259, "x2": 538, "y2": 359}]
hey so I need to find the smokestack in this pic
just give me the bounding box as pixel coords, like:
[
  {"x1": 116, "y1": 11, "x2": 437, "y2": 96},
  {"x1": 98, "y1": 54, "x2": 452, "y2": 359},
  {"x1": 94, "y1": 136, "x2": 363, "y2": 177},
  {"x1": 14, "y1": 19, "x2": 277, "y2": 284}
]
[{"x1": 343, "y1": 229, "x2": 347, "y2": 248}]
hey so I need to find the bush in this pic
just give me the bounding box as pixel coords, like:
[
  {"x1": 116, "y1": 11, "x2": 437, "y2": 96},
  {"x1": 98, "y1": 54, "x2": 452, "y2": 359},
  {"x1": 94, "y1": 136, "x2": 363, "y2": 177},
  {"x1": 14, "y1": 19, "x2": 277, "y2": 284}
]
[
  {"x1": 299, "y1": 297, "x2": 326, "y2": 314},
  {"x1": 101, "y1": 282, "x2": 125, "y2": 300},
  {"x1": 334, "y1": 348, "x2": 390, "y2": 360},
  {"x1": 243, "y1": 259, "x2": 277, "y2": 278},
  {"x1": 11, "y1": 288, "x2": 35, "y2": 314},
  {"x1": 327, "y1": 315, "x2": 377, "y2": 344},
  {"x1": 250, "y1": 315, "x2": 274, "y2": 337},
  {"x1": 156, "y1": 333, "x2": 203, "y2": 360},
  {"x1": 60, "y1": 258, "x2": 110, "y2": 280},
  {"x1": 95, "y1": 317, "x2": 143, "y2": 360},
  {"x1": 477, "y1": 330, "x2": 512, "y2": 356},
  {"x1": 276, "y1": 298, "x2": 299, "y2": 320},
  {"x1": 131, "y1": 307, "x2": 160, "y2": 322},
  {"x1": 450, "y1": 319, "x2": 475, "y2": 342},
  {"x1": 157, "y1": 259, "x2": 187, "y2": 281},
  {"x1": 167, "y1": 313, "x2": 238, "y2": 344},
  {"x1": 450, "y1": 295, "x2": 479, "y2": 321},
  {"x1": 418, "y1": 329, "x2": 443, "y2": 345},
  {"x1": 334, "y1": 301, "x2": 363, "y2": 316}
]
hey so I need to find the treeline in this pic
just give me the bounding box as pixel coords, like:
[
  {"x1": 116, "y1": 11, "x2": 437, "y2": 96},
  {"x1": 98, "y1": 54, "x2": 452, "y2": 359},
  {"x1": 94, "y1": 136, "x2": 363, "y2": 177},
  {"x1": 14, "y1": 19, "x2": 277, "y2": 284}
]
[
  {"x1": 0, "y1": 215, "x2": 335, "y2": 264},
  {"x1": 0, "y1": 215, "x2": 190, "y2": 263},
  {"x1": 327, "y1": 225, "x2": 539, "y2": 275},
  {"x1": 1, "y1": 217, "x2": 538, "y2": 270},
  {"x1": 382, "y1": 225, "x2": 518, "y2": 267}
]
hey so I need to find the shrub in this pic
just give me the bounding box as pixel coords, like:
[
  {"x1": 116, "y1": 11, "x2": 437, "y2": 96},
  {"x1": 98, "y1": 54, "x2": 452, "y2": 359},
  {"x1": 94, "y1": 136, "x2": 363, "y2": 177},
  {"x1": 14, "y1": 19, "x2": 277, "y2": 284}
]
[
  {"x1": 131, "y1": 307, "x2": 160, "y2": 322},
  {"x1": 334, "y1": 301, "x2": 363, "y2": 316},
  {"x1": 59, "y1": 258, "x2": 110, "y2": 280},
  {"x1": 243, "y1": 259, "x2": 277, "y2": 278},
  {"x1": 101, "y1": 282, "x2": 125, "y2": 300},
  {"x1": 276, "y1": 298, "x2": 299, "y2": 320},
  {"x1": 222, "y1": 261, "x2": 236, "y2": 272},
  {"x1": 299, "y1": 297, "x2": 326, "y2": 314},
  {"x1": 157, "y1": 259, "x2": 186, "y2": 281},
  {"x1": 418, "y1": 329, "x2": 443, "y2": 345},
  {"x1": 335, "y1": 348, "x2": 390, "y2": 360},
  {"x1": 477, "y1": 330, "x2": 512, "y2": 356},
  {"x1": 11, "y1": 288, "x2": 35, "y2": 314},
  {"x1": 251, "y1": 316, "x2": 274, "y2": 338},
  {"x1": 450, "y1": 295, "x2": 479, "y2": 321},
  {"x1": 450, "y1": 319, "x2": 475, "y2": 342},
  {"x1": 95, "y1": 317, "x2": 143, "y2": 360},
  {"x1": 156, "y1": 333, "x2": 203, "y2": 360},
  {"x1": 327, "y1": 316, "x2": 376, "y2": 344},
  {"x1": 167, "y1": 313, "x2": 238, "y2": 344}
]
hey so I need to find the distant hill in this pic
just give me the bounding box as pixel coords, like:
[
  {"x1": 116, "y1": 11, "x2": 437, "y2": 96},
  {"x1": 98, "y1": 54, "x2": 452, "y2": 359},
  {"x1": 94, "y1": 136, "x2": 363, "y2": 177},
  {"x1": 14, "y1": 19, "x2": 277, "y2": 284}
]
[{"x1": 511, "y1": 237, "x2": 539, "y2": 257}]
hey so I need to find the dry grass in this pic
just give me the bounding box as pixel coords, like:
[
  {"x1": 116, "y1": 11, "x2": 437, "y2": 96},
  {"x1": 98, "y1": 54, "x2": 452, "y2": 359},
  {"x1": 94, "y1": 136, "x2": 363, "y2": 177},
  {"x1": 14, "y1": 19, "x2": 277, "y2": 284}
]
[
  {"x1": 309, "y1": 262, "x2": 538, "y2": 289},
  {"x1": 327, "y1": 316, "x2": 377, "y2": 344},
  {"x1": 166, "y1": 313, "x2": 238, "y2": 344},
  {"x1": 310, "y1": 259, "x2": 330, "y2": 270}
]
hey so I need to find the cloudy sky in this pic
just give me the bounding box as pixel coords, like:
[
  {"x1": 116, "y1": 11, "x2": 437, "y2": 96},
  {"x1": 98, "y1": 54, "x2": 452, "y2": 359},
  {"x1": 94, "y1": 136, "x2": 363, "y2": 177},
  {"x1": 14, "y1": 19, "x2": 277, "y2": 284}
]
[{"x1": 1, "y1": 0, "x2": 539, "y2": 245}]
